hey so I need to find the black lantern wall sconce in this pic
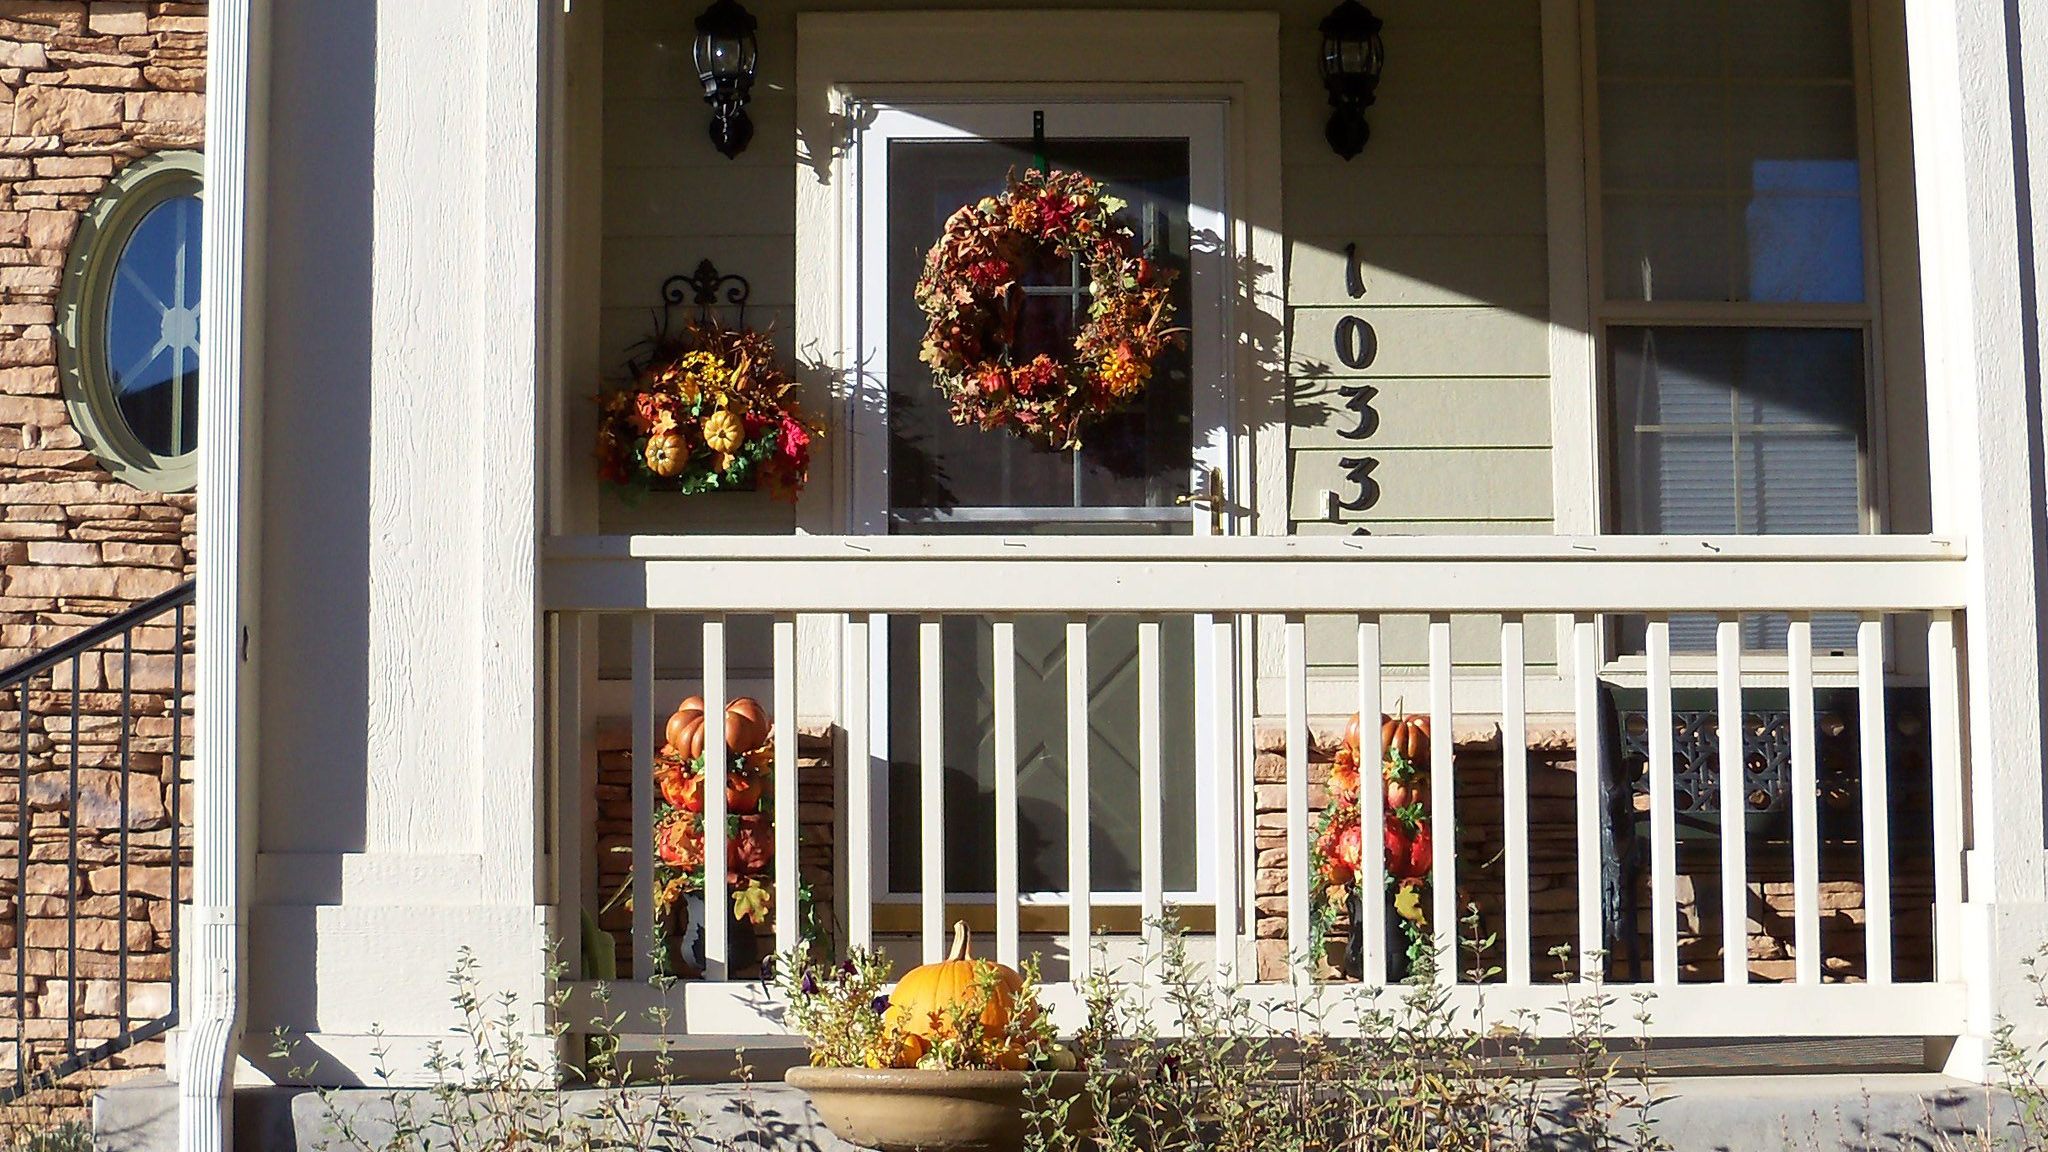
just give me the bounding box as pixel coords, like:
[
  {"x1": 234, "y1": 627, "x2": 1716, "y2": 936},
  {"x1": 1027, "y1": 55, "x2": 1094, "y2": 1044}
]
[
  {"x1": 1319, "y1": 0, "x2": 1385, "y2": 160},
  {"x1": 693, "y1": 0, "x2": 759, "y2": 159}
]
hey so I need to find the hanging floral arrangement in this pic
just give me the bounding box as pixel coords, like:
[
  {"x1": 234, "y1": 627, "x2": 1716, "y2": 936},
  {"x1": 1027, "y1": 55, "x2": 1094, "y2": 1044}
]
[
  {"x1": 1312, "y1": 708, "x2": 1435, "y2": 977},
  {"x1": 914, "y1": 168, "x2": 1182, "y2": 449},
  {"x1": 595, "y1": 321, "x2": 819, "y2": 501}
]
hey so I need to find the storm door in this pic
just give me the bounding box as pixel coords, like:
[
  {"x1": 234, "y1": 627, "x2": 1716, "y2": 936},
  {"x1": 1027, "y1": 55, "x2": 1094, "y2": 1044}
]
[{"x1": 849, "y1": 101, "x2": 1236, "y2": 916}]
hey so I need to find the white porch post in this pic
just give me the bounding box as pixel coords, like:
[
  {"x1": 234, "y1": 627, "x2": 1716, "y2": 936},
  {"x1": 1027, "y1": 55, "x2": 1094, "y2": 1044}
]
[
  {"x1": 1905, "y1": 0, "x2": 2048, "y2": 1077},
  {"x1": 182, "y1": 0, "x2": 268, "y2": 1147}
]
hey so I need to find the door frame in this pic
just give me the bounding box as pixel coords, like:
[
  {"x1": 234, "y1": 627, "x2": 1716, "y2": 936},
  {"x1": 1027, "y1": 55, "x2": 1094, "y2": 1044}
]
[
  {"x1": 793, "y1": 12, "x2": 1285, "y2": 938},
  {"x1": 845, "y1": 98, "x2": 1236, "y2": 910}
]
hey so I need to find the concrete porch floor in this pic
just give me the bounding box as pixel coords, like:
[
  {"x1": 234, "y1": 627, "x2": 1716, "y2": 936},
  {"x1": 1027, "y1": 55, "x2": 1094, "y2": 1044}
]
[{"x1": 94, "y1": 1069, "x2": 2024, "y2": 1152}]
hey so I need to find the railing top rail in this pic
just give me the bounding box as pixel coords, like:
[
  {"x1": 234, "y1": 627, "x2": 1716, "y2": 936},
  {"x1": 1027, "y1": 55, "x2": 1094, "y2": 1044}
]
[
  {"x1": 0, "y1": 580, "x2": 195, "y2": 690},
  {"x1": 543, "y1": 536, "x2": 1969, "y2": 615},
  {"x1": 548, "y1": 533, "x2": 1966, "y2": 564}
]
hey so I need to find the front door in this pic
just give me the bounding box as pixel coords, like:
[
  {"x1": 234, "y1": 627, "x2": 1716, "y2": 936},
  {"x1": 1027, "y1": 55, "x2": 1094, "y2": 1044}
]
[{"x1": 849, "y1": 100, "x2": 1236, "y2": 920}]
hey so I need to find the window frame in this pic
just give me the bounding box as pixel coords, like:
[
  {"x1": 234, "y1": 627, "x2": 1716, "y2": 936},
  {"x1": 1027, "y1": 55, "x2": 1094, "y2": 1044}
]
[
  {"x1": 56, "y1": 149, "x2": 205, "y2": 493},
  {"x1": 1582, "y1": 0, "x2": 1892, "y2": 539}
]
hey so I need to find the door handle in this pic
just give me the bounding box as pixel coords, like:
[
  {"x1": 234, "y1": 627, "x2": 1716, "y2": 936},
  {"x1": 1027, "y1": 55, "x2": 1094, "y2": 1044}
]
[{"x1": 1175, "y1": 468, "x2": 1227, "y2": 535}]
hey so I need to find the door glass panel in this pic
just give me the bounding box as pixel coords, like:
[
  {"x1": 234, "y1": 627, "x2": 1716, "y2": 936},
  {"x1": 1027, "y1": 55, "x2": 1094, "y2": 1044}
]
[
  {"x1": 886, "y1": 610, "x2": 1199, "y2": 896},
  {"x1": 887, "y1": 137, "x2": 1194, "y2": 525},
  {"x1": 878, "y1": 129, "x2": 1209, "y2": 900}
]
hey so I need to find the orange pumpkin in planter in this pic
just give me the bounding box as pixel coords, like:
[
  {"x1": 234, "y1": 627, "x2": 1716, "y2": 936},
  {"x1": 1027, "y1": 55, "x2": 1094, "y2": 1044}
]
[
  {"x1": 884, "y1": 922, "x2": 1028, "y2": 1061},
  {"x1": 666, "y1": 695, "x2": 772, "y2": 760}
]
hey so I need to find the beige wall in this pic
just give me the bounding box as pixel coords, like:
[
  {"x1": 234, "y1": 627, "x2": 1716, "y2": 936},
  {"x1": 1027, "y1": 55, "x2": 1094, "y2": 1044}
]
[{"x1": 588, "y1": 0, "x2": 1556, "y2": 540}]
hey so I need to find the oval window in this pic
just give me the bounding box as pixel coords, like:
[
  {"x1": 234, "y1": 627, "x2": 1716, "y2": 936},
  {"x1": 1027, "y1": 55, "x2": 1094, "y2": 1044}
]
[{"x1": 57, "y1": 151, "x2": 204, "y2": 492}]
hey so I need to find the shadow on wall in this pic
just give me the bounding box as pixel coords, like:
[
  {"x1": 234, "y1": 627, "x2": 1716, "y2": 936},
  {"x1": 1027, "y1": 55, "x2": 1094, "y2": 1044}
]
[{"x1": 250, "y1": 0, "x2": 377, "y2": 1028}]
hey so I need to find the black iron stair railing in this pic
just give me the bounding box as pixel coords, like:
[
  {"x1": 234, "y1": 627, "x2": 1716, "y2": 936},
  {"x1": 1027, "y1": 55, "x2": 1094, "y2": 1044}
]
[{"x1": 0, "y1": 581, "x2": 193, "y2": 1105}]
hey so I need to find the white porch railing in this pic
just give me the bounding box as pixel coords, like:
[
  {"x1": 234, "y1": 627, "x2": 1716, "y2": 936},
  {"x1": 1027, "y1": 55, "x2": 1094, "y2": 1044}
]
[{"x1": 544, "y1": 535, "x2": 1971, "y2": 1041}]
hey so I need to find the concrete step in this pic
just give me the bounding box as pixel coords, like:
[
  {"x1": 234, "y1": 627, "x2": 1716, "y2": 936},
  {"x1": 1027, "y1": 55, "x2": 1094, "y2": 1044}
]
[{"x1": 95, "y1": 1071, "x2": 2019, "y2": 1151}]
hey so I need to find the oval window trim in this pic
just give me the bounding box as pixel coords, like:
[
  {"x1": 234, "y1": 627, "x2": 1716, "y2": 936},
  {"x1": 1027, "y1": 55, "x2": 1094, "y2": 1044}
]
[{"x1": 57, "y1": 150, "x2": 204, "y2": 493}]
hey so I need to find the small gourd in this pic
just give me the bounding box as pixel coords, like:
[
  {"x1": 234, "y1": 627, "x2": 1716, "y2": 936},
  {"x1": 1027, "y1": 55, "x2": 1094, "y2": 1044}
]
[
  {"x1": 703, "y1": 408, "x2": 746, "y2": 454},
  {"x1": 884, "y1": 921, "x2": 1024, "y2": 1043},
  {"x1": 643, "y1": 431, "x2": 688, "y2": 478}
]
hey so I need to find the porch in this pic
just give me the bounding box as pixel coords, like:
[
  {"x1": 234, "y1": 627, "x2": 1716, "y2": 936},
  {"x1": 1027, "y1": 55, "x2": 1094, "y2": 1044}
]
[{"x1": 173, "y1": 0, "x2": 2048, "y2": 1142}]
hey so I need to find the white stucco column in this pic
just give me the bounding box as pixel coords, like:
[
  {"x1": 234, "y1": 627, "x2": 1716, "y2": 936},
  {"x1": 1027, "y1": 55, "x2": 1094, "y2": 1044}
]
[
  {"x1": 235, "y1": 0, "x2": 555, "y2": 1084},
  {"x1": 1905, "y1": 0, "x2": 2048, "y2": 1078}
]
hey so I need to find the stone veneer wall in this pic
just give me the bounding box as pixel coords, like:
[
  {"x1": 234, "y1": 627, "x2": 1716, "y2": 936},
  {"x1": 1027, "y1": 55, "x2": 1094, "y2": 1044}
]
[
  {"x1": 0, "y1": 0, "x2": 203, "y2": 1118},
  {"x1": 588, "y1": 712, "x2": 1932, "y2": 991}
]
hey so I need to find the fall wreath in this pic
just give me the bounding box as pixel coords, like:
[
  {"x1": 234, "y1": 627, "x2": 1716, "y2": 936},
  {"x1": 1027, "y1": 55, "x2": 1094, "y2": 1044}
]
[
  {"x1": 915, "y1": 168, "x2": 1182, "y2": 449},
  {"x1": 596, "y1": 322, "x2": 818, "y2": 500}
]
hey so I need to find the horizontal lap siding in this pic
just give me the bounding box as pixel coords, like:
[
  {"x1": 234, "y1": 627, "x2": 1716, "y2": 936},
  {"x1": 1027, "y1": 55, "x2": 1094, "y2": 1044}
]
[
  {"x1": 1280, "y1": 2, "x2": 1551, "y2": 676},
  {"x1": 597, "y1": 0, "x2": 1555, "y2": 573}
]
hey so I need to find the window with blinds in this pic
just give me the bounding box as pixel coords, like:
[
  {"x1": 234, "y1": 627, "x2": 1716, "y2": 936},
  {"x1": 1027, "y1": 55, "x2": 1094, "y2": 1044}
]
[{"x1": 1593, "y1": 0, "x2": 1874, "y2": 651}]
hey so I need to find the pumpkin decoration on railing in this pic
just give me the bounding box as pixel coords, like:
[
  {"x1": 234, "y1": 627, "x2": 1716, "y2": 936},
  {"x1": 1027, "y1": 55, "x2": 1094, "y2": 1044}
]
[
  {"x1": 651, "y1": 693, "x2": 779, "y2": 928},
  {"x1": 1312, "y1": 706, "x2": 1434, "y2": 976},
  {"x1": 914, "y1": 168, "x2": 1182, "y2": 449},
  {"x1": 595, "y1": 321, "x2": 819, "y2": 501}
]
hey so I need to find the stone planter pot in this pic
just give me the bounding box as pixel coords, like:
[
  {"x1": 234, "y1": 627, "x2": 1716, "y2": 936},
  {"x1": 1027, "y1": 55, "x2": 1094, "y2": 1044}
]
[{"x1": 784, "y1": 1066, "x2": 1114, "y2": 1152}]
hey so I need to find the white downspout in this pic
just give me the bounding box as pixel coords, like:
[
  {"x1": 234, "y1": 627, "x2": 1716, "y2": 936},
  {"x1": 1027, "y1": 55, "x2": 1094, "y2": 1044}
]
[{"x1": 183, "y1": 0, "x2": 266, "y2": 1148}]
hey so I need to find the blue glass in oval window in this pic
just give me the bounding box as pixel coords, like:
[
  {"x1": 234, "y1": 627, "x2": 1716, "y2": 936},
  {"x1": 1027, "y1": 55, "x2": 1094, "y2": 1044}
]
[{"x1": 106, "y1": 194, "x2": 202, "y2": 458}]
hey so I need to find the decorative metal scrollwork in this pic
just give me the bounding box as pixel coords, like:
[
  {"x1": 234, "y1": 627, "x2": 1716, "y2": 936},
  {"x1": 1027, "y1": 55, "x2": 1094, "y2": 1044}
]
[
  {"x1": 662, "y1": 258, "x2": 751, "y2": 325},
  {"x1": 632, "y1": 259, "x2": 754, "y2": 376}
]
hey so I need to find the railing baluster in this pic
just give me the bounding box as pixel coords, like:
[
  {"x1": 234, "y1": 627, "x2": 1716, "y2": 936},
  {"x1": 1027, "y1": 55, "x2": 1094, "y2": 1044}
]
[
  {"x1": 773, "y1": 615, "x2": 799, "y2": 959},
  {"x1": 119, "y1": 630, "x2": 132, "y2": 1026},
  {"x1": 919, "y1": 616, "x2": 946, "y2": 963},
  {"x1": 1927, "y1": 611, "x2": 1964, "y2": 983},
  {"x1": 1716, "y1": 616, "x2": 1748, "y2": 986},
  {"x1": 67, "y1": 656, "x2": 79, "y2": 1057},
  {"x1": 1284, "y1": 616, "x2": 1309, "y2": 971},
  {"x1": 1857, "y1": 614, "x2": 1893, "y2": 985},
  {"x1": 1788, "y1": 614, "x2": 1821, "y2": 985},
  {"x1": 703, "y1": 617, "x2": 730, "y2": 981},
  {"x1": 1139, "y1": 618, "x2": 1165, "y2": 953},
  {"x1": 169, "y1": 603, "x2": 183, "y2": 1018},
  {"x1": 1501, "y1": 616, "x2": 1531, "y2": 986},
  {"x1": 554, "y1": 615, "x2": 589, "y2": 977},
  {"x1": 993, "y1": 619, "x2": 1021, "y2": 970},
  {"x1": 1355, "y1": 617, "x2": 1385, "y2": 986},
  {"x1": 1211, "y1": 617, "x2": 1238, "y2": 984},
  {"x1": 629, "y1": 614, "x2": 656, "y2": 979},
  {"x1": 1573, "y1": 615, "x2": 1603, "y2": 981},
  {"x1": 1427, "y1": 614, "x2": 1455, "y2": 983},
  {"x1": 1067, "y1": 617, "x2": 1092, "y2": 980},
  {"x1": 847, "y1": 614, "x2": 874, "y2": 953},
  {"x1": 1646, "y1": 618, "x2": 1679, "y2": 984},
  {"x1": 16, "y1": 667, "x2": 28, "y2": 1084}
]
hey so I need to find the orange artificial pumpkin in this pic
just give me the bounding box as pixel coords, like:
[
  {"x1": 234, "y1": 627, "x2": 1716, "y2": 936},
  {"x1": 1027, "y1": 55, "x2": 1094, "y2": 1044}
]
[
  {"x1": 1341, "y1": 712, "x2": 1364, "y2": 756},
  {"x1": 703, "y1": 408, "x2": 746, "y2": 454},
  {"x1": 665, "y1": 695, "x2": 773, "y2": 760},
  {"x1": 1384, "y1": 769, "x2": 1428, "y2": 813},
  {"x1": 644, "y1": 431, "x2": 688, "y2": 478},
  {"x1": 1381, "y1": 711, "x2": 1430, "y2": 768},
  {"x1": 885, "y1": 922, "x2": 1026, "y2": 1045},
  {"x1": 1384, "y1": 814, "x2": 1432, "y2": 881}
]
